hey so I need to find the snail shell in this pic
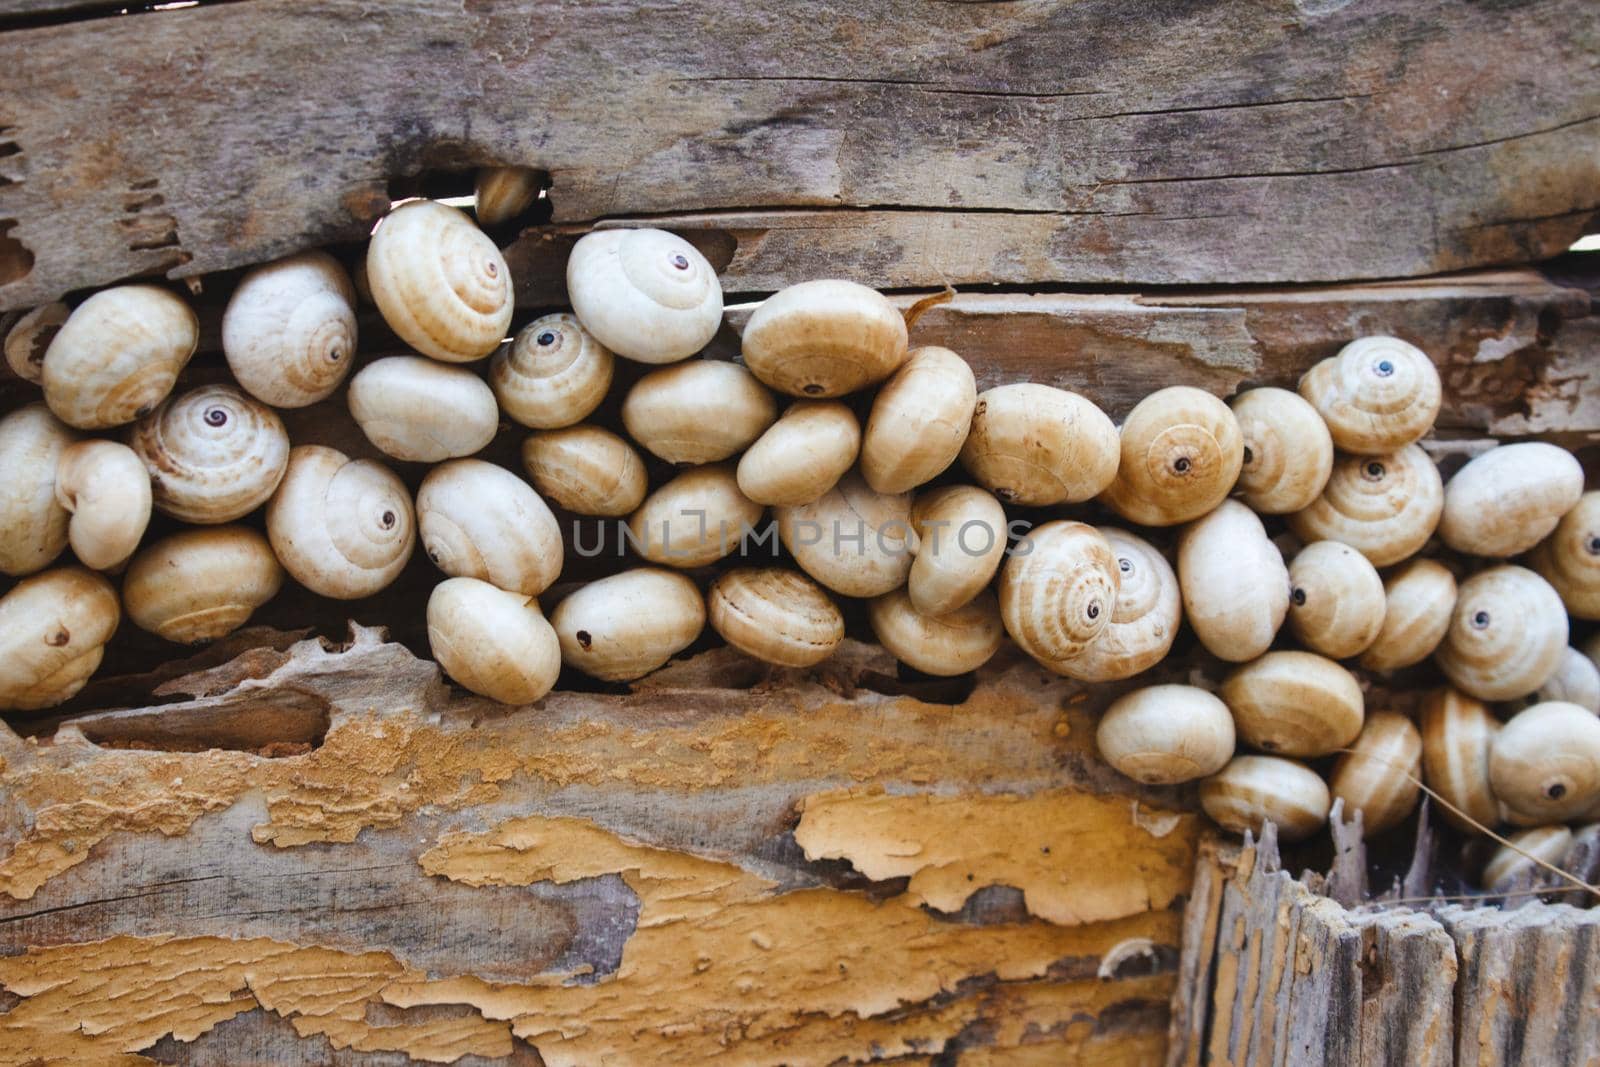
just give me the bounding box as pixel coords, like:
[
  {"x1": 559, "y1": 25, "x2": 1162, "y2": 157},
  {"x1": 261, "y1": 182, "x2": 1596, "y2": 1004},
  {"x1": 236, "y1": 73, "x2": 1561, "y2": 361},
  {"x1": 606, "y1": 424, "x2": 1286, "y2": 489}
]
[
  {"x1": 1177, "y1": 500, "x2": 1289, "y2": 663},
  {"x1": 707, "y1": 567, "x2": 844, "y2": 668},
  {"x1": 490, "y1": 313, "x2": 614, "y2": 430},
  {"x1": 1358, "y1": 559, "x2": 1457, "y2": 673},
  {"x1": 622, "y1": 360, "x2": 777, "y2": 464},
  {"x1": 1328, "y1": 711, "x2": 1422, "y2": 837},
  {"x1": 1220, "y1": 650, "x2": 1364, "y2": 758},
  {"x1": 5, "y1": 301, "x2": 69, "y2": 384},
  {"x1": 1100, "y1": 386, "x2": 1244, "y2": 526},
  {"x1": 131, "y1": 384, "x2": 290, "y2": 524},
  {"x1": 907, "y1": 485, "x2": 1007, "y2": 617},
  {"x1": 777, "y1": 471, "x2": 918, "y2": 598},
  {"x1": 1490, "y1": 701, "x2": 1600, "y2": 824},
  {"x1": 266, "y1": 445, "x2": 415, "y2": 599},
  {"x1": 474, "y1": 165, "x2": 543, "y2": 227},
  {"x1": 1419, "y1": 688, "x2": 1502, "y2": 833},
  {"x1": 1435, "y1": 565, "x2": 1567, "y2": 702},
  {"x1": 1046, "y1": 527, "x2": 1180, "y2": 683},
  {"x1": 1537, "y1": 647, "x2": 1600, "y2": 713},
  {"x1": 1096, "y1": 685, "x2": 1236, "y2": 785},
  {"x1": 1530, "y1": 491, "x2": 1600, "y2": 619},
  {"x1": 521, "y1": 426, "x2": 648, "y2": 517},
  {"x1": 347, "y1": 355, "x2": 499, "y2": 463},
  {"x1": 736, "y1": 401, "x2": 860, "y2": 508},
  {"x1": 1200, "y1": 755, "x2": 1331, "y2": 843},
  {"x1": 867, "y1": 587, "x2": 1003, "y2": 677},
  {"x1": 860, "y1": 346, "x2": 977, "y2": 494},
  {"x1": 366, "y1": 199, "x2": 512, "y2": 363},
  {"x1": 1483, "y1": 825, "x2": 1574, "y2": 891},
  {"x1": 0, "y1": 403, "x2": 76, "y2": 576},
  {"x1": 0, "y1": 566, "x2": 120, "y2": 711},
  {"x1": 998, "y1": 520, "x2": 1118, "y2": 665},
  {"x1": 1298, "y1": 336, "x2": 1441, "y2": 454},
  {"x1": 54, "y1": 440, "x2": 151, "y2": 570},
  {"x1": 629, "y1": 464, "x2": 765, "y2": 569},
  {"x1": 417, "y1": 459, "x2": 563, "y2": 596},
  {"x1": 427, "y1": 577, "x2": 561, "y2": 704},
  {"x1": 1286, "y1": 444, "x2": 1443, "y2": 567},
  {"x1": 551, "y1": 567, "x2": 706, "y2": 682},
  {"x1": 123, "y1": 527, "x2": 284, "y2": 643},
  {"x1": 567, "y1": 228, "x2": 723, "y2": 364},
  {"x1": 1286, "y1": 540, "x2": 1386, "y2": 660},
  {"x1": 1228, "y1": 387, "x2": 1333, "y2": 514},
  {"x1": 1439, "y1": 442, "x2": 1584, "y2": 557},
  {"x1": 42, "y1": 285, "x2": 198, "y2": 429},
  {"x1": 959, "y1": 384, "x2": 1120, "y2": 506},
  {"x1": 222, "y1": 250, "x2": 357, "y2": 408},
  {"x1": 739, "y1": 279, "x2": 907, "y2": 397}
]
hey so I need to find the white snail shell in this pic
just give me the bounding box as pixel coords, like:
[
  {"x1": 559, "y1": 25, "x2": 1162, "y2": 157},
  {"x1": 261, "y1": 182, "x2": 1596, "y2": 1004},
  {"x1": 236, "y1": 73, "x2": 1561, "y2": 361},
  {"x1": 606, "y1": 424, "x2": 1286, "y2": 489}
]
[
  {"x1": 567, "y1": 228, "x2": 723, "y2": 364},
  {"x1": 777, "y1": 471, "x2": 918, "y2": 598},
  {"x1": 222, "y1": 250, "x2": 357, "y2": 408},
  {"x1": 629, "y1": 464, "x2": 765, "y2": 569},
  {"x1": 1220, "y1": 650, "x2": 1365, "y2": 758},
  {"x1": 266, "y1": 445, "x2": 416, "y2": 599},
  {"x1": 417, "y1": 459, "x2": 563, "y2": 596},
  {"x1": 860, "y1": 346, "x2": 977, "y2": 495},
  {"x1": 1358, "y1": 559, "x2": 1457, "y2": 673},
  {"x1": 998, "y1": 520, "x2": 1118, "y2": 665},
  {"x1": 1483, "y1": 825, "x2": 1574, "y2": 891},
  {"x1": 42, "y1": 285, "x2": 198, "y2": 429},
  {"x1": 1177, "y1": 500, "x2": 1289, "y2": 663},
  {"x1": 1529, "y1": 491, "x2": 1600, "y2": 620},
  {"x1": 707, "y1": 567, "x2": 844, "y2": 668},
  {"x1": 736, "y1": 401, "x2": 860, "y2": 508},
  {"x1": 622, "y1": 360, "x2": 777, "y2": 464},
  {"x1": 1046, "y1": 527, "x2": 1180, "y2": 683},
  {"x1": 1298, "y1": 336, "x2": 1441, "y2": 454},
  {"x1": 739, "y1": 279, "x2": 907, "y2": 397},
  {"x1": 491, "y1": 313, "x2": 614, "y2": 430},
  {"x1": 1439, "y1": 442, "x2": 1584, "y2": 557},
  {"x1": 1435, "y1": 565, "x2": 1567, "y2": 702},
  {"x1": 868, "y1": 587, "x2": 1003, "y2": 676},
  {"x1": 1228, "y1": 387, "x2": 1333, "y2": 514},
  {"x1": 347, "y1": 355, "x2": 500, "y2": 463},
  {"x1": 131, "y1": 384, "x2": 290, "y2": 524},
  {"x1": 1419, "y1": 687, "x2": 1503, "y2": 834},
  {"x1": 1490, "y1": 701, "x2": 1600, "y2": 824},
  {"x1": 1328, "y1": 711, "x2": 1422, "y2": 837},
  {"x1": 521, "y1": 426, "x2": 648, "y2": 517},
  {"x1": 1200, "y1": 755, "x2": 1331, "y2": 843},
  {"x1": 123, "y1": 526, "x2": 284, "y2": 644},
  {"x1": 54, "y1": 440, "x2": 151, "y2": 570},
  {"x1": 1100, "y1": 386, "x2": 1244, "y2": 527},
  {"x1": 959, "y1": 384, "x2": 1120, "y2": 506},
  {"x1": 1287, "y1": 444, "x2": 1444, "y2": 567},
  {"x1": 0, "y1": 403, "x2": 76, "y2": 576},
  {"x1": 427, "y1": 577, "x2": 561, "y2": 704},
  {"x1": 474, "y1": 166, "x2": 543, "y2": 227},
  {"x1": 1286, "y1": 540, "x2": 1387, "y2": 660},
  {"x1": 1536, "y1": 646, "x2": 1600, "y2": 713},
  {"x1": 0, "y1": 566, "x2": 120, "y2": 710},
  {"x1": 551, "y1": 567, "x2": 706, "y2": 682},
  {"x1": 907, "y1": 485, "x2": 1007, "y2": 617},
  {"x1": 5, "y1": 301, "x2": 69, "y2": 384},
  {"x1": 367, "y1": 199, "x2": 513, "y2": 363},
  {"x1": 1096, "y1": 685, "x2": 1235, "y2": 785}
]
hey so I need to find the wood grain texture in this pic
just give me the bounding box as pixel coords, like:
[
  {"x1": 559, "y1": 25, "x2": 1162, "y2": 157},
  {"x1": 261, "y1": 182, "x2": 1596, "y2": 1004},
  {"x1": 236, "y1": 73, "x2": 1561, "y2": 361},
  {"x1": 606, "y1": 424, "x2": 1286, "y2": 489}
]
[{"x1": 2, "y1": 0, "x2": 1599, "y2": 309}]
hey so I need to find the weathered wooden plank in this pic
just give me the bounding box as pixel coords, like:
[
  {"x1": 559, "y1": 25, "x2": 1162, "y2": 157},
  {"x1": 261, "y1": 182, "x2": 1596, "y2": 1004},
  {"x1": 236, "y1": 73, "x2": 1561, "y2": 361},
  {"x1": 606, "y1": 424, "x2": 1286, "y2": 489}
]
[{"x1": 2, "y1": 0, "x2": 1598, "y2": 309}]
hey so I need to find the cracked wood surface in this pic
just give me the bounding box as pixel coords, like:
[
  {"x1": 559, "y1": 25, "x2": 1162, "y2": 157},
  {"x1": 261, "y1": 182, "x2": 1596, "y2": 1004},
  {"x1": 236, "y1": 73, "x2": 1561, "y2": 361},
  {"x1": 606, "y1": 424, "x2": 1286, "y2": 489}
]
[{"x1": 2, "y1": 0, "x2": 1600, "y2": 308}]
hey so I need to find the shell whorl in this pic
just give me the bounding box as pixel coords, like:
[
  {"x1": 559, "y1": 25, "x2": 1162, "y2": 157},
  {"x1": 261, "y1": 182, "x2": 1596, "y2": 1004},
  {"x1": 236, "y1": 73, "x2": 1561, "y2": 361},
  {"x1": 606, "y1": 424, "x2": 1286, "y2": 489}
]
[
  {"x1": 708, "y1": 567, "x2": 844, "y2": 668},
  {"x1": 1530, "y1": 491, "x2": 1600, "y2": 619},
  {"x1": 1178, "y1": 500, "x2": 1290, "y2": 663},
  {"x1": 567, "y1": 228, "x2": 723, "y2": 364},
  {"x1": 1439, "y1": 442, "x2": 1584, "y2": 557},
  {"x1": 42, "y1": 285, "x2": 198, "y2": 429},
  {"x1": 417, "y1": 459, "x2": 563, "y2": 596},
  {"x1": 1298, "y1": 336, "x2": 1441, "y2": 454},
  {"x1": 999, "y1": 520, "x2": 1118, "y2": 664},
  {"x1": 868, "y1": 588, "x2": 1004, "y2": 676},
  {"x1": 1199, "y1": 755, "x2": 1331, "y2": 844},
  {"x1": 861, "y1": 346, "x2": 977, "y2": 494},
  {"x1": 1358, "y1": 558, "x2": 1456, "y2": 672},
  {"x1": 907, "y1": 484, "x2": 1007, "y2": 617},
  {"x1": 131, "y1": 384, "x2": 290, "y2": 524},
  {"x1": 347, "y1": 355, "x2": 500, "y2": 463},
  {"x1": 1419, "y1": 688, "x2": 1501, "y2": 833},
  {"x1": 521, "y1": 426, "x2": 648, "y2": 517},
  {"x1": 1287, "y1": 444, "x2": 1443, "y2": 567},
  {"x1": 266, "y1": 445, "x2": 415, "y2": 600},
  {"x1": 223, "y1": 251, "x2": 357, "y2": 408},
  {"x1": 1100, "y1": 386, "x2": 1243, "y2": 526},
  {"x1": 0, "y1": 403, "x2": 76, "y2": 576},
  {"x1": 777, "y1": 471, "x2": 917, "y2": 597},
  {"x1": 1435, "y1": 565, "x2": 1568, "y2": 702},
  {"x1": 1045, "y1": 527, "x2": 1179, "y2": 682},
  {"x1": 739, "y1": 279, "x2": 907, "y2": 397},
  {"x1": 959, "y1": 384, "x2": 1120, "y2": 506},
  {"x1": 123, "y1": 527, "x2": 285, "y2": 644},
  {"x1": 1286, "y1": 540, "x2": 1386, "y2": 660},
  {"x1": 1229, "y1": 387, "x2": 1333, "y2": 514},
  {"x1": 0, "y1": 566, "x2": 120, "y2": 710},
  {"x1": 491, "y1": 313, "x2": 614, "y2": 429}
]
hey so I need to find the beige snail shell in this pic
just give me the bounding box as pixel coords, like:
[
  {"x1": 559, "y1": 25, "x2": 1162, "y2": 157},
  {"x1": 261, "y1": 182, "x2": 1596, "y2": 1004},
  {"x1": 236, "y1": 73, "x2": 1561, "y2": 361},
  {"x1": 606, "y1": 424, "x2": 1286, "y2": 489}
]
[
  {"x1": 1435, "y1": 565, "x2": 1567, "y2": 702},
  {"x1": 474, "y1": 165, "x2": 543, "y2": 227},
  {"x1": 131, "y1": 384, "x2": 290, "y2": 524},
  {"x1": 520, "y1": 426, "x2": 648, "y2": 517},
  {"x1": 5, "y1": 301, "x2": 69, "y2": 384},
  {"x1": 739, "y1": 279, "x2": 907, "y2": 397},
  {"x1": 0, "y1": 403, "x2": 76, "y2": 576},
  {"x1": 707, "y1": 567, "x2": 844, "y2": 668},
  {"x1": 1286, "y1": 540, "x2": 1386, "y2": 660},
  {"x1": 54, "y1": 440, "x2": 151, "y2": 570},
  {"x1": 347, "y1": 355, "x2": 499, "y2": 463},
  {"x1": 998, "y1": 520, "x2": 1118, "y2": 665},
  {"x1": 1419, "y1": 688, "x2": 1502, "y2": 833},
  {"x1": 736, "y1": 401, "x2": 860, "y2": 508},
  {"x1": 907, "y1": 485, "x2": 1007, "y2": 617},
  {"x1": 222, "y1": 250, "x2": 357, "y2": 408},
  {"x1": 567, "y1": 228, "x2": 723, "y2": 364},
  {"x1": 427, "y1": 577, "x2": 561, "y2": 704},
  {"x1": 491, "y1": 313, "x2": 614, "y2": 430},
  {"x1": 629, "y1": 464, "x2": 765, "y2": 570},
  {"x1": 959, "y1": 384, "x2": 1120, "y2": 506},
  {"x1": 551, "y1": 567, "x2": 706, "y2": 682},
  {"x1": 123, "y1": 527, "x2": 284, "y2": 644},
  {"x1": 42, "y1": 285, "x2": 198, "y2": 429},
  {"x1": 1096, "y1": 685, "x2": 1236, "y2": 785},
  {"x1": 1287, "y1": 444, "x2": 1443, "y2": 567},
  {"x1": 860, "y1": 346, "x2": 977, "y2": 494},
  {"x1": 1100, "y1": 386, "x2": 1244, "y2": 527},
  {"x1": 0, "y1": 566, "x2": 120, "y2": 710},
  {"x1": 622, "y1": 360, "x2": 777, "y2": 464},
  {"x1": 1529, "y1": 491, "x2": 1600, "y2": 620},
  {"x1": 777, "y1": 471, "x2": 918, "y2": 598},
  {"x1": 1227, "y1": 387, "x2": 1333, "y2": 514},
  {"x1": 417, "y1": 459, "x2": 563, "y2": 596},
  {"x1": 1220, "y1": 650, "x2": 1364, "y2": 758},
  {"x1": 366, "y1": 198, "x2": 513, "y2": 363},
  {"x1": 1298, "y1": 335, "x2": 1441, "y2": 455},
  {"x1": 266, "y1": 445, "x2": 415, "y2": 599},
  {"x1": 1482, "y1": 825, "x2": 1574, "y2": 891},
  {"x1": 1358, "y1": 559, "x2": 1457, "y2": 673},
  {"x1": 1200, "y1": 755, "x2": 1331, "y2": 843},
  {"x1": 868, "y1": 587, "x2": 1004, "y2": 677},
  {"x1": 1046, "y1": 527, "x2": 1180, "y2": 683},
  {"x1": 1490, "y1": 701, "x2": 1600, "y2": 824},
  {"x1": 1537, "y1": 646, "x2": 1600, "y2": 713},
  {"x1": 1328, "y1": 711, "x2": 1422, "y2": 837},
  {"x1": 1177, "y1": 500, "x2": 1289, "y2": 663},
  {"x1": 1439, "y1": 442, "x2": 1584, "y2": 558}
]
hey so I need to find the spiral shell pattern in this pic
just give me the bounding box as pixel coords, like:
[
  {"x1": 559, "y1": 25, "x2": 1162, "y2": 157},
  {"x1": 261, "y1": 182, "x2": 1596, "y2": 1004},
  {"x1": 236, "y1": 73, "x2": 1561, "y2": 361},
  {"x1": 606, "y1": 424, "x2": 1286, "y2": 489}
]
[
  {"x1": 959, "y1": 384, "x2": 1119, "y2": 506},
  {"x1": 1530, "y1": 491, "x2": 1600, "y2": 619},
  {"x1": 491, "y1": 313, "x2": 614, "y2": 430},
  {"x1": 1435, "y1": 565, "x2": 1567, "y2": 702},
  {"x1": 1328, "y1": 712, "x2": 1422, "y2": 837},
  {"x1": 1419, "y1": 688, "x2": 1501, "y2": 833},
  {"x1": 1220, "y1": 650, "x2": 1364, "y2": 758},
  {"x1": 1358, "y1": 558, "x2": 1456, "y2": 672},
  {"x1": 124, "y1": 527, "x2": 285, "y2": 644},
  {"x1": 1287, "y1": 444, "x2": 1443, "y2": 567},
  {"x1": 999, "y1": 520, "x2": 1118, "y2": 665},
  {"x1": 1200, "y1": 755, "x2": 1330, "y2": 844},
  {"x1": 266, "y1": 445, "x2": 416, "y2": 600},
  {"x1": 567, "y1": 228, "x2": 723, "y2": 364},
  {"x1": 0, "y1": 566, "x2": 120, "y2": 710},
  {"x1": 1046, "y1": 527, "x2": 1179, "y2": 682},
  {"x1": 1490, "y1": 701, "x2": 1600, "y2": 824},
  {"x1": 1228, "y1": 387, "x2": 1332, "y2": 514},
  {"x1": 521, "y1": 426, "x2": 648, "y2": 517},
  {"x1": 1286, "y1": 540, "x2": 1386, "y2": 660},
  {"x1": 868, "y1": 587, "x2": 1003, "y2": 676},
  {"x1": 708, "y1": 567, "x2": 844, "y2": 668},
  {"x1": 740, "y1": 279, "x2": 907, "y2": 397},
  {"x1": 1298, "y1": 335, "x2": 1441, "y2": 454},
  {"x1": 223, "y1": 251, "x2": 357, "y2": 408},
  {"x1": 347, "y1": 356, "x2": 499, "y2": 463},
  {"x1": 1096, "y1": 685, "x2": 1235, "y2": 785},
  {"x1": 1484, "y1": 826, "x2": 1574, "y2": 891},
  {"x1": 0, "y1": 403, "x2": 76, "y2": 576},
  {"x1": 777, "y1": 472, "x2": 916, "y2": 598},
  {"x1": 418, "y1": 459, "x2": 564, "y2": 596},
  {"x1": 1439, "y1": 442, "x2": 1584, "y2": 557},
  {"x1": 42, "y1": 285, "x2": 198, "y2": 429},
  {"x1": 131, "y1": 384, "x2": 290, "y2": 524},
  {"x1": 1100, "y1": 386, "x2": 1244, "y2": 526}
]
